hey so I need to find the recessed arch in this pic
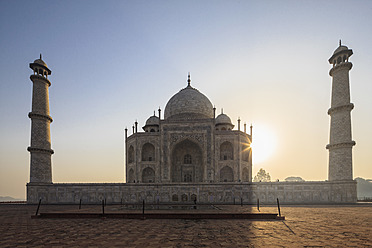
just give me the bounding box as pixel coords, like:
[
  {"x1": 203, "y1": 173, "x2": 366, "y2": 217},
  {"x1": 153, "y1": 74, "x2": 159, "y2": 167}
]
[
  {"x1": 181, "y1": 194, "x2": 188, "y2": 202},
  {"x1": 142, "y1": 167, "x2": 155, "y2": 183},
  {"x1": 191, "y1": 194, "x2": 197, "y2": 202},
  {"x1": 172, "y1": 194, "x2": 179, "y2": 201},
  {"x1": 241, "y1": 144, "x2": 250, "y2": 162},
  {"x1": 242, "y1": 167, "x2": 250, "y2": 182},
  {"x1": 220, "y1": 141, "x2": 233, "y2": 160},
  {"x1": 220, "y1": 166, "x2": 234, "y2": 182},
  {"x1": 142, "y1": 143, "x2": 155, "y2": 161},
  {"x1": 128, "y1": 168, "x2": 135, "y2": 183},
  {"x1": 128, "y1": 146, "x2": 134, "y2": 163}
]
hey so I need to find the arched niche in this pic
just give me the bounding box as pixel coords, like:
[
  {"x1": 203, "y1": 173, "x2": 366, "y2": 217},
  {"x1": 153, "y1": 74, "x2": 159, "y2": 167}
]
[
  {"x1": 220, "y1": 141, "x2": 234, "y2": 160},
  {"x1": 172, "y1": 194, "x2": 179, "y2": 201},
  {"x1": 128, "y1": 146, "x2": 134, "y2": 163},
  {"x1": 220, "y1": 166, "x2": 234, "y2": 182},
  {"x1": 142, "y1": 167, "x2": 155, "y2": 183},
  {"x1": 241, "y1": 144, "x2": 250, "y2": 162},
  {"x1": 242, "y1": 167, "x2": 250, "y2": 182},
  {"x1": 128, "y1": 168, "x2": 135, "y2": 183},
  {"x1": 142, "y1": 143, "x2": 155, "y2": 161}
]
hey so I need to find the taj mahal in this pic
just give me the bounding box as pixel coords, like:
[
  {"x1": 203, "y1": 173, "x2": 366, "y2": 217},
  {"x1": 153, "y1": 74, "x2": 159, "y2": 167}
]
[
  {"x1": 125, "y1": 74, "x2": 252, "y2": 184},
  {"x1": 26, "y1": 42, "x2": 357, "y2": 204}
]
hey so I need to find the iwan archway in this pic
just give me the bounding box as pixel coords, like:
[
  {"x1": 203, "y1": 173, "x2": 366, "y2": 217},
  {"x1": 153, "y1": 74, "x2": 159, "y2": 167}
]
[{"x1": 171, "y1": 139, "x2": 203, "y2": 182}]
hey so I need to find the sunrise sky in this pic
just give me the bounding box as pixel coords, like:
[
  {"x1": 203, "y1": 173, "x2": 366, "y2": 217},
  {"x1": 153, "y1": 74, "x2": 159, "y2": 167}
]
[{"x1": 1, "y1": 0, "x2": 371, "y2": 199}]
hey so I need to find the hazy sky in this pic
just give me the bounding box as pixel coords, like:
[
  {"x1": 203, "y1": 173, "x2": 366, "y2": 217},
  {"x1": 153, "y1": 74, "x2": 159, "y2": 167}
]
[{"x1": 1, "y1": 1, "x2": 371, "y2": 199}]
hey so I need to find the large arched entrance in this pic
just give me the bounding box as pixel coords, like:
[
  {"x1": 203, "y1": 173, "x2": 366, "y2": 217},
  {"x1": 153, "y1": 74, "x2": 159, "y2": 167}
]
[{"x1": 171, "y1": 139, "x2": 203, "y2": 182}]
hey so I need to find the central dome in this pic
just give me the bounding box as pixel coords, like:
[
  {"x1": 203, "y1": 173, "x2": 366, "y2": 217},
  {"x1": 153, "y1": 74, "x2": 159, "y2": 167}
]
[{"x1": 164, "y1": 83, "x2": 213, "y2": 120}]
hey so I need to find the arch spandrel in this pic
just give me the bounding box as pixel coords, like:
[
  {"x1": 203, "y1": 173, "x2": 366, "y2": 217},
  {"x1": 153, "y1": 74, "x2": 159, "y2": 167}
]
[{"x1": 170, "y1": 133, "x2": 204, "y2": 147}]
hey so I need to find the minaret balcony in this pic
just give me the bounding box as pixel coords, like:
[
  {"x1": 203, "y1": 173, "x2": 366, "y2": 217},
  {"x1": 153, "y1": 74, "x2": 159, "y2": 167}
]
[
  {"x1": 30, "y1": 74, "x2": 51, "y2": 86},
  {"x1": 329, "y1": 62, "x2": 352, "y2": 76},
  {"x1": 326, "y1": 141, "x2": 356, "y2": 150},
  {"x1": 28, "y1": 112, "x2": 53, "y2": 122},
  {"x1": 327, "y1": 103, "x2": 354, "y2": 115}
]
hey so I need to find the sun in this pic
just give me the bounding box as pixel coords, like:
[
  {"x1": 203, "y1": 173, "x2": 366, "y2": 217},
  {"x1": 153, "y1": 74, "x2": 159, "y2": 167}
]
[{"x1": 249, "y1": 124, "x2": 277, "y2": 165}]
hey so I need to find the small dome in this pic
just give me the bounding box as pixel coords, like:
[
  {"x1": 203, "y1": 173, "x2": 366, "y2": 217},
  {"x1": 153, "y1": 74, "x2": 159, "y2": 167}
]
[
  {"x1": 215, "y1": 113, "x2": 232, "y2": 125},
  {"x1": 164, "y1": 85, "x2": 213, "y2": 120},
  {"x1": 30, "y1": 55, "x2": 51, "y2": 75},
  {"x1": 328, "y1": 43, "x2": 353, "y2": 64},
  {"x1": 33, "y1": 58, "x2": 48, "y2": 68},
  {"x1": 333, "y1": 45, "x2": 348, "y2": 55},
  {"x1": 145, "y1": 115, "x2": 160, "y2": 126}
]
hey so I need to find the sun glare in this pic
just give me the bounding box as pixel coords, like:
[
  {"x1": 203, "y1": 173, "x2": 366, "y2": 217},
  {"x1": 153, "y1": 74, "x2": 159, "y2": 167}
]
[{"x1": 250, "y1": 125, "x2": 277, "y2": 165}]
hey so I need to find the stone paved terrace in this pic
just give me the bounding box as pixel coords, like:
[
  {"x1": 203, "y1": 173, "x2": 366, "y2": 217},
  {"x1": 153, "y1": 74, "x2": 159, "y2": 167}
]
[{"x1": 0, "y1": 204, "x2": 371, "y2": 247}]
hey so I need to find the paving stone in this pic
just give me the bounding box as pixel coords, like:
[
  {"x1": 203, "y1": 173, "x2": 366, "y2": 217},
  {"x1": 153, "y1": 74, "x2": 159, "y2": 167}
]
[{"x1": 0, "y1": 204, "x2": 371, "y2": 247}]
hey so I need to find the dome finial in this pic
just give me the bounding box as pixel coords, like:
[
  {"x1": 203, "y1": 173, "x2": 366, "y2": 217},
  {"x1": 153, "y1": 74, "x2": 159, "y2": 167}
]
[
  {"x1": 187, "y1": 72, "x2": 191, "y2": 87},
  {"x1": 339, "y1": 39, "x2": 342, "y2": 46}
]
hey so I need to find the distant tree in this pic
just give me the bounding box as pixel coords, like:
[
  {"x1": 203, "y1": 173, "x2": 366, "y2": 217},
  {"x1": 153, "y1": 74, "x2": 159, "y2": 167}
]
[
  {"x1": 0, "y1": 196, "x2": 22, "y2": 202},
  {"x1": 285, "y1": 176, "x2": 305, "y2": 182},
  {"x1": 355, "y1": 177, "x2": 372, "y2": 198},
  {"x1": 253, "y1": 168, "x2": 271, "y2": 182}
]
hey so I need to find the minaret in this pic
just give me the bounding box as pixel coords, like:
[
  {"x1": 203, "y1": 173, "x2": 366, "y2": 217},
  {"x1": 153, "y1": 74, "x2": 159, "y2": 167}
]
[
  {"x1": 28, "y1": 55, "x2": 53, "y2": 183},
  {"x1": 326, "y1": 42, "x2": 356, "y2": 181}
]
